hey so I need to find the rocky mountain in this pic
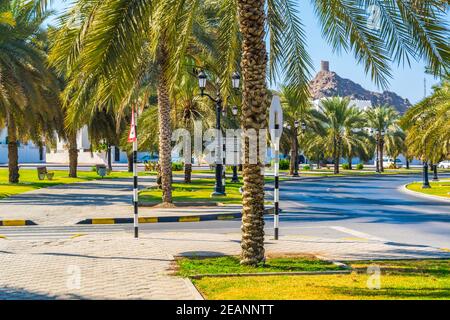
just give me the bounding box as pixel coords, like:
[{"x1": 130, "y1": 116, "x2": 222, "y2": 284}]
[{"x1": 309, "y1": 61, "x2": 411, "y2": 113}]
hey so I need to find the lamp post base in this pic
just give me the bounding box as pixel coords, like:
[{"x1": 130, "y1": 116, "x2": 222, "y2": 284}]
[{"x1": 421, "y1": 185, "x2": 431, "y2": 189}]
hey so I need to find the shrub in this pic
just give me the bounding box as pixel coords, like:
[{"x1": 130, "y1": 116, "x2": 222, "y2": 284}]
[
  {"x1": 303, "y1": 165, "x2": 311, "y2": 171},
  {"x1": 356, "y1": 163, "x2": 364, "y2": 170},
  {"x1": 172, "y1": 162, "x2": 183, "y2": 171},
  {"x1": 279, "y1": 159, "x2": 290, "y2": 170},
  {"x1": 91, "y1": 165, "x2": 97, "y2": 172},
  {"x1": 342, "y1": 163, "x2": 350, "y2": 170}
]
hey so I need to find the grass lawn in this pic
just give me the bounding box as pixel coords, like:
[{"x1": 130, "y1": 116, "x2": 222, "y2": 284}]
[
  {"x1": 299, "y1": 168, "x2": 430, "y2": 177},
  {"x1": 0, "y1": 168, "x2": 132, "y2": 199},
  {"x1": 406, "y1": 179, "x2": 450, "y2": 198},
  {"x1": 139, "y1": 178, "x2": 243, "y2": 204},
  {"x1": 176, "y1": 255, "x2": 343, "y2": 277},
  {"x1": 139, "y1": 176, "x2": 284, "y2": 205},
  {"x1": 179, "y1": 257, "x2": 450, "y2": 300}
]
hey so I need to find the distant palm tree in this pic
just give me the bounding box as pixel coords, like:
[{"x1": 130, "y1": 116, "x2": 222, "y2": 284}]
[
  {"x1": 0, "y1": 1, "x2": 63, "y2": 183},
  {"x1": 366, "y1": 106, "x2": 400, "y2": 172},
  {"x1": 384, "y1": 127, "x2": 406, "y2": 168},
  {"x1": 315, "y1": 98, "x2": 367, "y2": 174},
  {"x1": 280, "y1": 87, "x2": 324, "y2": 175}
]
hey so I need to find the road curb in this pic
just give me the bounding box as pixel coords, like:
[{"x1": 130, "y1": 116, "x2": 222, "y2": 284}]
[
  {"x1": 400, "y1": 184, "x2": 450, "y2": 203},
  {"x1": 76, "y1": 212, "x2": 243, "y2": 225},
  {"x1": 76, "y1": 207, "x2": 277, "y2": 225},
  {"x1": 0, "y1": 220, "x2": 37, "y2": 227}
]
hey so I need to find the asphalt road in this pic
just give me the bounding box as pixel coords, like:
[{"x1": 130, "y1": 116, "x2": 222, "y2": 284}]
[{"x1": 1, "y1": 173, "x2": 449, "y2": 249}]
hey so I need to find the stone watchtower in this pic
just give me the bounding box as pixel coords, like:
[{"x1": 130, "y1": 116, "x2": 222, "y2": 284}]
[{"x1": 321, "y1": 60, "x2": 330, "y2": 72}]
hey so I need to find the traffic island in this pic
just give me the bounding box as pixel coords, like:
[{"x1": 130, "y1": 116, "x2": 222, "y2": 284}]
[{"x1": 402, "y1": 179, "x2": 450, "y2": 202}]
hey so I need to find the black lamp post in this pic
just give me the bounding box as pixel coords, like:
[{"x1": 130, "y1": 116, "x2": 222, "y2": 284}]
[
  {"x1": 422, "y1": 160, "x2": 431, "y2": 188},
  {"x1": 231, "y1": 105, "x2": 240, "y2": 183},
  {"x1": 198, "y1": 71, "x2": 240, "y2": 195},
  {"x1": 418, "y1": 117, "x2": 431, "y2": 189}
]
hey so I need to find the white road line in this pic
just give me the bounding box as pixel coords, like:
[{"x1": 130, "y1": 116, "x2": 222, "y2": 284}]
[{"x1": 329, "y1": 226, "x2": 387, "y2": 242}]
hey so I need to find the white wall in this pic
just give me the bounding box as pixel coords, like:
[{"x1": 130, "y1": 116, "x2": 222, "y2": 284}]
[{"x1": 0, "y1": 129, "x2": 46, "y2": 164}]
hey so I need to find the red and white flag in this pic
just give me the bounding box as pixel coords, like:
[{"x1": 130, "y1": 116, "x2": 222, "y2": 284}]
[{"x1": 128, "y1": 108, "x2": 137, "y2": 143}]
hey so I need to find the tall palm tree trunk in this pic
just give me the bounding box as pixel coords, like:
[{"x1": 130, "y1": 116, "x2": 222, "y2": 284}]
[
  {"x1": 238, "y1": 0, "x2": 267, "y2": 266},
  {"x1": 347, "y1": 156, "x2": 352, "y2": 170},
  {"x1": 184, "y1": 163, "x2": 192, "y2": 183},
  {"x1": 379, "y1": 138, "x2": 384, "y2": 172},
  {"x1": 7, "y1": 112, "x2": 19, "y2": 183},
  {"x1": 289, "y1": 143, "x2": 295, "y2": 176},
  {"x1": 107, "y1": 144, "x2": 112, "y2": 171},
  {"x1": 333, "y1": 137, "x2": 340, "y2": 174},
  {"x1": 157, "y1": 43, "x2": 173, "y2": 204},
  {"x1": 68, "y1": 131, "x2": 78, "y2": 178}
]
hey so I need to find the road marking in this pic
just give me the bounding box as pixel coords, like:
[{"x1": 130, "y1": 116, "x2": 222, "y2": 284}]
[
  {"x1": 70, "y1": 234, "x2": 86, "y2": 239},
  {"x1": 341, "y1": 237, "x2": 369, "y2": 242},
  {"x1": 330, "y1": 226, "x2": 387, "y2": 242}
]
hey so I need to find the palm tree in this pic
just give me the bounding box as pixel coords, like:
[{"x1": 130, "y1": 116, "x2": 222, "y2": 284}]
[
  {"x1": 0, "y1": 1, "x2": 63, "y2": 183},
  {"x1": 401, "y1": 74, "x2": 449, "y2": 171},
  {"x1": 280, "y1": 87, "x2": 324, "y2": 175},
  {"x1": 314, "y1": 98, "x2": 367, "y2": 174},
  {"x1": 172, "y1": 65, "x2": 214, "y2": 183},
  {"x1": 366, "y1": 106, "x2": 400, "y2": 172},
  {"x1": 384, "y1": 127, "x2": 406, "y2": 168},
  {"x1": 224, "y1": 0, "x2": 449, "y2": 265},
  {"x1": 49, "y1": 0, "x2": 220, "y2": 206}
]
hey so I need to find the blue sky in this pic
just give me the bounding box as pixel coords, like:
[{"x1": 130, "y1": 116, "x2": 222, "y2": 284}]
[{"x1": 48, "y1": 0, "x2": 444, "y2": 104}]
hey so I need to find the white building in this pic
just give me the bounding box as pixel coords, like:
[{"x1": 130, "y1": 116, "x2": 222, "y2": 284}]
[
  {"x1": 313, "y1": 98, "x2": 372, "y2": 112},
  {"x1": 46, "y1": 126, "x2": 149, "y2": 165},
  {"x1": 0, "y1": 128, "x2": 46, "y2": 164}
]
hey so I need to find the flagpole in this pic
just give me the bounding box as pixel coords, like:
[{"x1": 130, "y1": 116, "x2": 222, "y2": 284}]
[{"x1": 133, "y1": 106, "x2": 139, "y2": 238}]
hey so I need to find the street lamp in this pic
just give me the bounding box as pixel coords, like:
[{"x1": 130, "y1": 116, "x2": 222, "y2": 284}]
[
  {"x1": 198, "y1": 71, "x2": 240, "y2": 195},
  {"x1": 232, "y1": 72, "x2": 240, "y2": 90},
  {"x1": 231, "y1": 105, "x2": 238, "y2": 116},
  {"x1": 301, "y1": 121, "x2": 306, "y2": 132},
  {"x1": 418, "y1": 116, "x2": 431, "y2": 189}
]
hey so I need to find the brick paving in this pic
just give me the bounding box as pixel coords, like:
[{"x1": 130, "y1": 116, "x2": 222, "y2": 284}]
[
  {"x1": 1, "y1": 230, "x2": 449, "y2": 299},
  {"x1": 0, "y1": 176, "x2": 243, "y2": 226}
]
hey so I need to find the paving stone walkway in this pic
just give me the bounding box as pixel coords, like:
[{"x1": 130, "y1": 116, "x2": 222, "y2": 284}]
[
  {"x1": 1, "y1": 230, "x2": 449, "y2": 299},
  {"x1": 0, "y1": 176, "x2": 243, "y2": 226}
]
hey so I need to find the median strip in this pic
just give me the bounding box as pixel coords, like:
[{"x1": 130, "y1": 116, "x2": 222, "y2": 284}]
[
  {"x1": 77, "y1": 212, "x2": 243, "y2": 225},
  {"x1": 0, "y1": 220, "x2": 37, "y2": 227}
]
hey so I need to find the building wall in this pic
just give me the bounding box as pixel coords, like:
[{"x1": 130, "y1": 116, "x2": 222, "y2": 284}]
[{"x1": 0, "y1": 129, "x2": 46, "y2": 164}]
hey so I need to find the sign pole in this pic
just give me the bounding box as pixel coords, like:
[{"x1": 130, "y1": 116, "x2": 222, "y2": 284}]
[
  {"x1": 274, "y1": 136, "x2": 280, "y2": 240},
  {"x1": 269, "y1": 95, "x2": 283, "y2": 241},
  {"x1": 128, "y1": 106, "x2": 139, "y2": 238}
]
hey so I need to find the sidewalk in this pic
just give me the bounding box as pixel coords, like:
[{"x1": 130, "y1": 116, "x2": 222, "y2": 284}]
[
  {"x1": 1, "y1": 230, "x2": 449, "y2": 299},
  {"x1": 0, "y1": 176, "x2": 245, "y2": 226}
]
